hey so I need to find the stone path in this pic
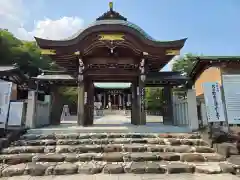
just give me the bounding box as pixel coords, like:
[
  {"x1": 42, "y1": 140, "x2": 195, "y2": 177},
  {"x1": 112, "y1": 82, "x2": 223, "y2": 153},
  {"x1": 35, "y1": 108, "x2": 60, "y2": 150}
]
[
  {"x1": 0, "y1": 132, "x2": 240, "y2": 177},
  {"x1": 62, "y1": 114, "x2": 163, "y2": 125},
  {"x1": 94, "y1": 114, "x2": 163, "y2": 124},
  {"x1": 29, "y1": 114, "x2": 190, "y2": 134}
]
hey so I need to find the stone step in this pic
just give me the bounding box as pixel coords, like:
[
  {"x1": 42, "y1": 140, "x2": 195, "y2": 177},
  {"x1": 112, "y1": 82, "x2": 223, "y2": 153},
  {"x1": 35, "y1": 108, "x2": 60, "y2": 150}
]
[
  {"x1": 19, "y1": 133, "x2": 201, "y2": 140},
  {"x1": 3, "y1": 174, "x2": 240, "y2": 180},
  {"x1": 11, "y1": 138, "x2": 209, "y2": 146},
  {"x1": 0, "y1": 132, "x2": 239, "y2": 177},
  {"x1": 1, "y1": 144, "x2": 215, "y2": 154},
  {"x1": 0, "y1": 161, "x2": 237, "y2": 176},
  {"x1": 0, "y1": 152, "x2": 225, "y2": 165}
]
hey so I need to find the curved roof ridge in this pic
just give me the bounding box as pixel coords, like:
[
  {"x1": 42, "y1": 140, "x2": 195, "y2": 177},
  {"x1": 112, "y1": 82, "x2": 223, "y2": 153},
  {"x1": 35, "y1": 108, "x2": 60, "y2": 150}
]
[
  {"x1": 35, "y1": 20, "x2": 187, "y2": 48},
  {"x1": 59, "y1": 20, "x2": 156, "y2": 41}
]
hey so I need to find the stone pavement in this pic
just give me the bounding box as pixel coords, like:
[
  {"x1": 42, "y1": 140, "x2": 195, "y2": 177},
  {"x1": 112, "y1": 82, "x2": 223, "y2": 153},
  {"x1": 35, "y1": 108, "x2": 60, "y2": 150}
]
[
  {"x1": 62, "y1": 114, "x2": 163, "y2": 125},
  {"x1": 1, "y1": 174, "x2": 240, "y2": 180},
  {"x1": 28, "y1": 114, "x2": 191, "y2": 134}
]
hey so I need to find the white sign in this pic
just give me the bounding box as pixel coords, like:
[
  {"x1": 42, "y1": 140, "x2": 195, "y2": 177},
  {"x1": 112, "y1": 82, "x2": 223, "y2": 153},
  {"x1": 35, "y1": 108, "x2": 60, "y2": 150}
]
[
  {"x1": 0, "y1": 81, "x2": 12, "y2": 128},
  {"x1": 203, "y1": 82, "x2": 226, "y2": 122},
  {"x1": 84, "y1": 92, "x2": 87, "y2": 104},
  {"x1": 222, "y1": 74, "x2": 240, "y2": 124},
  {"x1": 8, "y1": 102, "x2": 24, "y2": 126}
]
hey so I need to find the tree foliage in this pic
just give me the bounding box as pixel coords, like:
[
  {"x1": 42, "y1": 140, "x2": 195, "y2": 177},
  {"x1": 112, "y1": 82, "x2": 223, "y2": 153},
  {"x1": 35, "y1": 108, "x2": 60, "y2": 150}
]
[
  {"x1": 59, "y1": 87, "x2": 78, "y2": 103},
  {"x1": 172, "y1": 53, "x2": 197, "y2": 75},
  {"x1": 0, "y1": 29, "x2": 81, "y2": 107},
  {"x1": 172, "y1": 53, "x2": 200, "y2": 97},
  {"x1": 145, "y1": 87, "x2": 163, "y2": 111},
  {"x1": 0, "y1": 29, "x2": 54, "y2": 71}
]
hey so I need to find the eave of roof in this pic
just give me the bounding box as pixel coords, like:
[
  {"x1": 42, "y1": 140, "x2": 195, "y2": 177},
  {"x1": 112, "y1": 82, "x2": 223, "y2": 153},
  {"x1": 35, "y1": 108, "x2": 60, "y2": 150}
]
[
  {"x1": 0, "y1": 65, "x2": 29, "y2": 83},
  {"x1": 0, "y1": 66, "x2": 17, "y2": 72},
  {"x1": 189, "y1": 55, "x2": 240, "y2": 82},
  {"x1": 34, "y1": 20, "x2": 187, "y2": 48},
  {"x1": 196, "y1": 56, "x2": 240, "y2": 61},
  {"x1": 147, "y1": 71, "x2": 189, "y2": 80}
]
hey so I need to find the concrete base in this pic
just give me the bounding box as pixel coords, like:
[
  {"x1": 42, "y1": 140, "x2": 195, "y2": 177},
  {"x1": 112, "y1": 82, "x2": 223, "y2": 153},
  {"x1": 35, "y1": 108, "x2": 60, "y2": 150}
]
[{"x1": 27, "y1": 123, "x2": 191, "y2": 134}]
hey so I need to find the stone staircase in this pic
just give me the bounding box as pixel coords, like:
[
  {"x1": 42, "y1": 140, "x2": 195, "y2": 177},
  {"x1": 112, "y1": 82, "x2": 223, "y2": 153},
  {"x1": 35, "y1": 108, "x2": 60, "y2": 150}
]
[{"x1": 0, "y1": 132, "x2": 239, "y2": 177}]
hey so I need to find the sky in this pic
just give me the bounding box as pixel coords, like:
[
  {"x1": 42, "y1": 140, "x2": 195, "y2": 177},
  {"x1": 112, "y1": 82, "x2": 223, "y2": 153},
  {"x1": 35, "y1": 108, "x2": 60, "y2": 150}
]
[{"x1": 1, "y1": 0, "x2": 240, "y2": 71}]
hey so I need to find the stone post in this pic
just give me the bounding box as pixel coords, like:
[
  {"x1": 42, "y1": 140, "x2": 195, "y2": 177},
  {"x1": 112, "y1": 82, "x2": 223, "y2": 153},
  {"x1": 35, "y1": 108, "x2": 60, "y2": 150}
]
[
  {"x1": 187, "y1": 89, "x2": 199, "y2": 131},
  {"x1": 26, "y1": 90, "x2": 37, "y2": 128},
  {"x1": 44, "y1": 95, "x2": 51, "y2": 126},
  {"x1": 200, "y1": 102, "x2": 208, "y2": 127}
]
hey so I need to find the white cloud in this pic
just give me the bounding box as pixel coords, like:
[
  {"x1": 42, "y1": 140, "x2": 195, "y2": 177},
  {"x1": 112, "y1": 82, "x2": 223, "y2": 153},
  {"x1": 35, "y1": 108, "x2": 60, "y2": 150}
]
[
  {"x1": 0, "y1": 0, "x2": 27, "y2": 34},
  {"x1": 27, "y1": 17, "x2": 84, "y2": 40},
  {"x1": 0, "y1": 0, "x2": 84, "y2": 41}
]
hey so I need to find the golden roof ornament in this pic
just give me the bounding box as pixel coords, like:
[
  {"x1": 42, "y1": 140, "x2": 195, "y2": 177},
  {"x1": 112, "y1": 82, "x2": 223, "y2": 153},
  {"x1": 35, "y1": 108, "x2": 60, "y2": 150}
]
[
  {"x1": 96, "y1": 1, "x2": 127, "y2": 21},
  {"x1": 109, "y1": 2, "x2": 113, "y2": 11}
]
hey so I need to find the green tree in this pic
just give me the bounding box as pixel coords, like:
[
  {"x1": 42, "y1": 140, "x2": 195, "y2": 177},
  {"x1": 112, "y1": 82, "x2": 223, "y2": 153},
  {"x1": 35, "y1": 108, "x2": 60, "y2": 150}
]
[
  {"x1": 0, "y1": 29, "x2": 21, "y2": 65},
  {"x1": 145, "y1": 87, "x2": 163, "y2": 111},
  {"x1": 0, "y1": 29, "x2": 54, "y2": 69},
  {"x1": 172, "y1": 53, "x2": 197, "y2": 75},
  {"x1": 60, "y1": 87, "x2": 78, "y2": 104},
  {"x1": 0, "y1": 29, "x2": 76, "y2": 107},
  {"x1": 172, "y1": 53, "x2": 200, "y2": 97}
]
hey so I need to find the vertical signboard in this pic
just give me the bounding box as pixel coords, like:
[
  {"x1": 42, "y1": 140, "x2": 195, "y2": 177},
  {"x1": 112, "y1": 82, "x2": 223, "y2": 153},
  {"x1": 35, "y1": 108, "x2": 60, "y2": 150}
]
[
  {"x1": 203, "y1": 82, "x2": 225, "y2": 122},
  {"x1": 222, "y1": 74, "x2": 240, "y2": 124},
  {"x1": 140, "y1": 87, "x2": 145, "y2": 112},
  {"x1": 8, "y1": 102, "x2": 24, "y2": 126},
  {"x1": 0, "y1": 81, "x2": 12, "y2": 128}
]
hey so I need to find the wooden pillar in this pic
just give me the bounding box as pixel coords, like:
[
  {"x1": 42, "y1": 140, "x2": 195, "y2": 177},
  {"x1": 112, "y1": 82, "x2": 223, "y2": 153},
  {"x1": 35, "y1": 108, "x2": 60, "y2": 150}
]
[
  {"x1": 163, "y1": 86, "x2": 173, "y2": 125},
  {"x1": 83, "y1": 79, "x2": 94, "y2": 126},
  {"x1": 123, "y1": 94, "x2": 124, "y2": 109},
  {"x1": 50, "y1": 86, "x2": 62, "y2": 125},
  {"x1": 138, "y1": 77, "x2": 146, "y2": 125},
  {"x1": 77, "y1": 56, "x2": 85, "y2": 126},
  {"x1": 89, "y1": 82, "x2": 94, "y2": 125},
  {"x1": 77, "y1": 82, "x2": 84, "y2": 125},
  {"x1": 113, "y1": 94, "x2": 116, "y2": 106},
  {"x1": 127, "y1": 93, "x2": 131, "y2": 110},
  {"x1": 118, "y1": 94, "x2": 121, "y2": 109},
  {"x1": 131, "y1": 81, "x2": 139, "y2": 125},
  {"x1": 137, "y1": 56, "x2": 147, "y2": 125},
  {"x1": 103, "y1": 92, "x2": 106, "y2": 109}
]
